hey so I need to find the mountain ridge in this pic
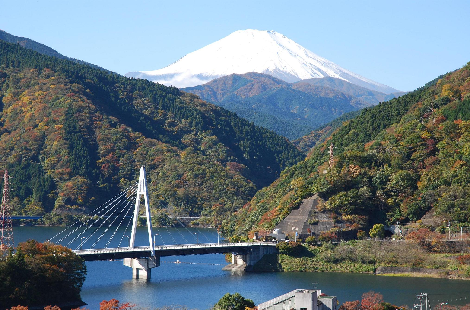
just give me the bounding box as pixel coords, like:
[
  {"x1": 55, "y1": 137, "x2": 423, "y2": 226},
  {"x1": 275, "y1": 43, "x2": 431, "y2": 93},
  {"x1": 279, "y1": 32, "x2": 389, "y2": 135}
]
[
  {"x1": 0, "y1": 30, "x2": 108, "y2": 71},
  {"x1": 183, "y1": 72, "x2": 403, "y2": 140},
  {"x1": 223, "y1": 61, "x2": 470, "y2": 239},
  {"x1": 0, "y1": 39, "x2": 303, "y2": 225},
  {"x1": 126, "y1": 29, "x2": 399, "y2": 94}
]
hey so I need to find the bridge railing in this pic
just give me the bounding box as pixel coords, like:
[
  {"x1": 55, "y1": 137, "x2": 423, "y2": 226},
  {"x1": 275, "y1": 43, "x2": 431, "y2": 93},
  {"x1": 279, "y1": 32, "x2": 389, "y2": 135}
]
[{"x1": 73, "y1": 241, "x2": 277, "y2": 256}]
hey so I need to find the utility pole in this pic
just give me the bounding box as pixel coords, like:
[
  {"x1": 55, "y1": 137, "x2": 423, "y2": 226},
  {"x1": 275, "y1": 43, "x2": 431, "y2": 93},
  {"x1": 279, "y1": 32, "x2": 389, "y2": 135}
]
[
  {"x1": 415, "y1": 293, "x2": 428, "y2": 310},
  {"x1": 448, "y1": 221, "x2": 451, "y2": 240},
  {"x1": 0, "y1": 170, "x2": 14, "y2": 253}
]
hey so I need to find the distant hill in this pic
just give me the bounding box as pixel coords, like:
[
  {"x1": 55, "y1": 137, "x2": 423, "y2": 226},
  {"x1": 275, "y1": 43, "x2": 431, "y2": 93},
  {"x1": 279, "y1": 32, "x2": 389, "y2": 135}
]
[
  {"x1": 183, "y1": 73, "x2": 365, "y2": 140},
  {"x1": 292, "y1": 110, "x2": 361, "y2": 153},
  {"x1": 293, "y1": 77, "x2": 406, "y2": 106},
  {"x1": 0, "y1": 39, "x2": 304, "y2": 225},
  {"x1": 0, "y1": 30, "x2": 107, "y2": 71},
  {"x1": 183, "y1": 73, "x2": 405, "y2": 140},
  {"x1": 223, "y1": 61, "x2": 470, "y2": 239}
]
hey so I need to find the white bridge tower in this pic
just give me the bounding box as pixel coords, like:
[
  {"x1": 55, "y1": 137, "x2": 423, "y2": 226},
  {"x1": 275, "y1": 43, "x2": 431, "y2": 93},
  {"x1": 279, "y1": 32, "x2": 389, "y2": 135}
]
[
  {"x1": 129, "y1": 166, "x2": 154, "y2": 256},
  {"x1": 124, "y1": 166, "x2": 158, "y2": 279}
]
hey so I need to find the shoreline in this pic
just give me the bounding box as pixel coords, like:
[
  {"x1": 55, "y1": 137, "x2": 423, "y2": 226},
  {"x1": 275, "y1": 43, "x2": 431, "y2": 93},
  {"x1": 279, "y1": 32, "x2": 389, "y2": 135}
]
[{"x1": 251, "y1": 253, "x2": 470, "y2": 280}]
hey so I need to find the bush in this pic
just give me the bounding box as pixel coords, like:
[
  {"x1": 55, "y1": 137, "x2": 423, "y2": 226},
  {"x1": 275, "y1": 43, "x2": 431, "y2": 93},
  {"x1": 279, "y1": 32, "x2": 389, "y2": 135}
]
[
  {"x1": 276, "y1": 241, "x2": 303, "y2": 256},
  {"x1": 457, "y1": 254, "x2": 470, "y2": 265},
  {"x1": 369, "y1": 224, "x2": 385, "y2": 239},
  {"x1": 305, "y1": 236, "x2": 317, "y2": 245},
  {"x1": 318, "y1": 230, "x2": 337, "y2": 242},
  {"x1": 308, "y1": 218, "x2": 319, "y2": 225},
  {"x1": 213, "y1": 293, "x2": 255, "y2": 310},
  {"x1": 405, "y1": 228, "x2": 444, "y2": 252},
  {"x1": 357, "y1": 230, "x2": 367, "y2": 239},
  {"x1": 0, "y1": 240, "x2": 86, "y2": 308}
]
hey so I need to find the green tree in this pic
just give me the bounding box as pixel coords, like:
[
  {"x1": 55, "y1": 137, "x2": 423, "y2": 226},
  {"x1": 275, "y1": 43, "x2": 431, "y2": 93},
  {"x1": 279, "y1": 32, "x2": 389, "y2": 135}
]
[
  {"x1": 213, "y1": 293, "x2": 255, "y2": 310},
  {"x1": 369, "y1": 224, "x2": 385, "y2": 239},
  {"x1": 0, "y1": 240, "x2": 86, "y2": 308}
]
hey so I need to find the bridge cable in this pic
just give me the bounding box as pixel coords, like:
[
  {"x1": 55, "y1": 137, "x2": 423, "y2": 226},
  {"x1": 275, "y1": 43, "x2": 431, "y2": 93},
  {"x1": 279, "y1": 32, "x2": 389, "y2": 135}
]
[
  {"x1": 50, "y1": 183, "x2": 136, "y2": 244},
  {"x1": 65, "y1": 184, "x2": 137, "y2": 247},
  {"x1": 153, "y1": 230, "x2": 166, "y2": 247},
  {"x1": 174, "y1": 217, "x2": 212, "y2": 244},
  {"x1": 162, "y1": 225, "x2": 178, "y2": 245},
  {"x1": 104, "y1": 197, "x2": 135, "y2": 248},
  {"x1": 170, "y1": 219, "x2": 193, "y2": 244},
  {"x1": 92, "y1": 188, "x2": 137, "y2": 248},
  {"x1": 117, "y1": 202, "x2": 136, "y2": 248},
  {"x1": 91, "y1": 194, "x2": 137, "y2": 248},
  {"x1": 75, "y1": 186, "x2": 137, "y2": 249},
  {"x1": 48, "y1": 183, "x2": 137, "y2": 245},
  {"x1": 174, "y1": 217, "x2": 205, "y2": 244}
]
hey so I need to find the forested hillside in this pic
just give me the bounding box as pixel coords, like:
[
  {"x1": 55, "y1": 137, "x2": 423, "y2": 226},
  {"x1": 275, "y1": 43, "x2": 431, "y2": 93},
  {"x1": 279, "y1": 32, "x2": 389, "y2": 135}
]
[
  {"x1": 293, "y1": 110, "x2": 361, "y2": 153},
  {"x1": 224, "y1": 63, "x2": 470, "y2": 238},
  {"x1": 183, "y1": 73, "x2": 364, "y2": 140},
  {"x1": 0, "y1": 40, "x2": 303, "y2": 225},
  {"x1": 0, "y1": 30, "x2": 107, "y2": 71}
]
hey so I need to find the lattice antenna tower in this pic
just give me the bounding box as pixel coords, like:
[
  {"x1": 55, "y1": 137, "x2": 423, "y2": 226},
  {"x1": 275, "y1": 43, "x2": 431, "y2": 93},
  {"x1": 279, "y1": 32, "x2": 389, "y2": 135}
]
[
  {"x1": 328, "y1": 143, "x2": 334, "y2": 169},
  {"x1": 1, "y1": 169, "x2": 14, "y2": 252}
]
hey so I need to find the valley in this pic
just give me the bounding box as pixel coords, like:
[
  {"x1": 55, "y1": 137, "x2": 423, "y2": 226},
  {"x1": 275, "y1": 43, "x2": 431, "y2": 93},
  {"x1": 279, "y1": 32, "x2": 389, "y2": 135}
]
[
  {"x1": 2, "y1": 21, "x2": 470, "y2": 309},
  {"x1": 2, "y1": 28, "x2": 470, "y2": 254}
]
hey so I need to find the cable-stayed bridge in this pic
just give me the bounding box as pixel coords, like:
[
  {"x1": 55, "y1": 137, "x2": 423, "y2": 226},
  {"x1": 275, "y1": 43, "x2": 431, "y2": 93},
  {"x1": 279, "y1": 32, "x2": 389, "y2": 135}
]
[{"x1": 48, "y1": 167, "x2": 276, "y2": 279}]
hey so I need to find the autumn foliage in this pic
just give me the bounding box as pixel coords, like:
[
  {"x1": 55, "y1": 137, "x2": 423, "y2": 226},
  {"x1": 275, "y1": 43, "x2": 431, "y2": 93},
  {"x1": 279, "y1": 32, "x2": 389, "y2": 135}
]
[
  {"x1": 405, "y1": 228, "x2": 444, "y2": 252},
  {"x1": 0, "y1": 39, "x2": 303, "y2": 228},
  {"x1": 227, "y1": 61, "x2": 470, "y2": 239},
  {"x1": 7, "y1": 299, "x2": 135, "y2": 310},
  {"x1": 339, "y1": 291, "x2": 404, "y2": 310},
  {"x1": 0, "y1": 240, "x2": 86, "y2": 308},
  {"x1": 99, "y1": 299, "x2": 135, "y2": 310}
]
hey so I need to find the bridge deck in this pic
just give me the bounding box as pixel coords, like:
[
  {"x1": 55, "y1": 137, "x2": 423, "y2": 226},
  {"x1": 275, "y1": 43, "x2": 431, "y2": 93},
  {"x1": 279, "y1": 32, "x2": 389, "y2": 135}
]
[{"x1": 73, "y1": 242, "x2": 277, "y2": 261}]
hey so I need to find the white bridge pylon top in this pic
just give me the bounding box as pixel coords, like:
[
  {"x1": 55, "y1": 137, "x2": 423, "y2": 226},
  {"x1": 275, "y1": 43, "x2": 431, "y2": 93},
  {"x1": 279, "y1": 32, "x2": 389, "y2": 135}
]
[{"x1": 129, "y1": 166, "x2": 154, "y2": 256}]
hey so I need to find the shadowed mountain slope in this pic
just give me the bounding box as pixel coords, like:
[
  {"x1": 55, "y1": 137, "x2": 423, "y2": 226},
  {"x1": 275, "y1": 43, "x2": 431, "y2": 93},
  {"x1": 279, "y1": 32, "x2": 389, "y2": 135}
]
[
  {"x1": 0, "y1": 39, "x2": 303, "y2": 225},
  {"x1": 184, "y1": 73, "x2": 362, "y2": 140}
]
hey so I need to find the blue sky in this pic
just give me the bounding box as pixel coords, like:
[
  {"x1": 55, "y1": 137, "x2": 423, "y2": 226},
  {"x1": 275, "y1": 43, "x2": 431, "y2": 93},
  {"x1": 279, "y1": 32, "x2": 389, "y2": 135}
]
[{"x1": 2, "y1": 0, "x2": 470, "y2": 91}]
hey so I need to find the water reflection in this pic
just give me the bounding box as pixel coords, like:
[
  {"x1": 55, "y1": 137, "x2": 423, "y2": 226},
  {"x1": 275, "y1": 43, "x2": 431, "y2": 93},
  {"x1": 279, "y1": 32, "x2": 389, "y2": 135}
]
[{"x1": 13, "y1": 226, "x2": 470, "y2": 309}]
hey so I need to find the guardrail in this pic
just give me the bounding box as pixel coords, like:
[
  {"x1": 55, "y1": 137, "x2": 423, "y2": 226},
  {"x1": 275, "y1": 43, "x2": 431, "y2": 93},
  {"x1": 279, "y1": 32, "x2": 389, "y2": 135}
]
[{"x1": 73, "y1": 242, "x2": 276, "y2": 259}]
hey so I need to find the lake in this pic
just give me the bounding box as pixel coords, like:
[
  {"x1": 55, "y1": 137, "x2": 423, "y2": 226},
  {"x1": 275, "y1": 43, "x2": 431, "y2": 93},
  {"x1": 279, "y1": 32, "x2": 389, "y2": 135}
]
[{"x1": 13, "y1": 226, "x2": 470, "y2": 309}]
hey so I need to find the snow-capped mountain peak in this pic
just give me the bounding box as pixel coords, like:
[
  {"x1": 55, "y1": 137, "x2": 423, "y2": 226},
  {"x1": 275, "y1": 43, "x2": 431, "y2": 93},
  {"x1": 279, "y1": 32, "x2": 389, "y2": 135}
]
[{"x1": 126, "y1": 29, "x2": 398, "y2": 94}]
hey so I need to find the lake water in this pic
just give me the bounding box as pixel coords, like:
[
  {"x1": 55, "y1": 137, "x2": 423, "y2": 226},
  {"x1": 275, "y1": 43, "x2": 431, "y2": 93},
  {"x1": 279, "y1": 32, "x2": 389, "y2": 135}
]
[{"x1": 13, "y1": 226, "x2": 470, "y2": 309}]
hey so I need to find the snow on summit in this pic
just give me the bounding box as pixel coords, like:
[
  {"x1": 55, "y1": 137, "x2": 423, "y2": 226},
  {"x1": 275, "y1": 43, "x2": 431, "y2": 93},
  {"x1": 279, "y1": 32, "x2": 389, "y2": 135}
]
[{"x1": 126, "y1": 29, "x2": 398, "y2": 94}]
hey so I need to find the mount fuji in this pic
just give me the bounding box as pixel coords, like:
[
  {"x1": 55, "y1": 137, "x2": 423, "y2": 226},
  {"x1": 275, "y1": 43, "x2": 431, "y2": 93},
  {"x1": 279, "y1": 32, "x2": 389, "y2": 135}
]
[{"x1": 126, "y1": 29, "x2": 399, "y2": 94}]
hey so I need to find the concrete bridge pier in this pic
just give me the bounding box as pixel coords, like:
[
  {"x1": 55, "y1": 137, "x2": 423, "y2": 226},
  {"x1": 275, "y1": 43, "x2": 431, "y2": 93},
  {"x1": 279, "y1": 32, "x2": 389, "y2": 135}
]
[
  {"x1": 123, "y1": 256, "x2": 160, "y2": 280},
  {"x1": 231, "y1": 244, "x2": 277, "y2": 271}
]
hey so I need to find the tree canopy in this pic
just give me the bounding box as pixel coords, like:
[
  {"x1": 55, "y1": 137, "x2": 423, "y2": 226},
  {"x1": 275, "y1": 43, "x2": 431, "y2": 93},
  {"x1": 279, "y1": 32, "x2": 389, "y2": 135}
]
[
  {"x1": 225, "y1": 62, "x2": 470, "y2": 238},
  {"x1": 0, "y1": 240, "x2": 86, "y2": 308},
  {"x1": 0, "y1": 39, "x2": 303, "y2": 226},
  {"x1": 213, "y1": 293, "x2": 255, "y2": 310}
]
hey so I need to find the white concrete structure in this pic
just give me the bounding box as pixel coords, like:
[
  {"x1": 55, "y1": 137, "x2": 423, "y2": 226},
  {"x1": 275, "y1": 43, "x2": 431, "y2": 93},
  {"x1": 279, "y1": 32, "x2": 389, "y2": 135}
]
[
  {"x1": 123, "y1": 256, "x2": 159, "y2": 279},
  {"x1": 271, "y1": 228, "x2": 286, "y2": 241},
  {"x1": 230, "y1": 243, "x2": 277, "y2": 271},
  {"x1": 318, "y1": 295, "x2": 338, "y2": 310},
  {"x1": 125, "y1": 166, "x2": 155, "y2": 279},
  {"x1": 258, "y1": 289, "x2": 337, "y2": 310}
]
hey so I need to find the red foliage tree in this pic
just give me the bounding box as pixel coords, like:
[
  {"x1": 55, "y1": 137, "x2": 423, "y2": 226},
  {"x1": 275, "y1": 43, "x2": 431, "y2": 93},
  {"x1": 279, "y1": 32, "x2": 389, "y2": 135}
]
[
  {"x1": 339, "y1": 300, "x2": 361, "y2": 310},
  {"x1": 361, "y1": 291, "x2": 384, "y2": 310},
  {"x1": 405, "y1": 228, "x2": 443, "y2": 251},
  {"x1": 99, "y1": 299, "x2": 135, "y2": 310}
]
